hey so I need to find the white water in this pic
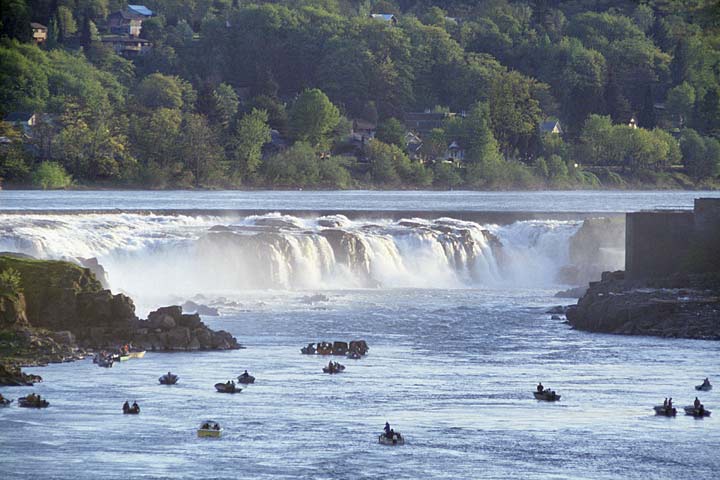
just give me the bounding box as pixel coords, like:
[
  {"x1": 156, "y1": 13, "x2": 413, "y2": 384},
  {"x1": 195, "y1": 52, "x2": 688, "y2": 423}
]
[{"x1": 0, "y1": 213, "x2": 586, "y2": 310}]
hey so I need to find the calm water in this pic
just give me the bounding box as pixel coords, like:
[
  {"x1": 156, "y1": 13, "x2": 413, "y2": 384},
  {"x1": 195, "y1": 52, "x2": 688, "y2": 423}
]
[
  {"x1": 0, "y1": 191, "x2": 718, "y2": 479},
  {"x1": 1, "y1": 189, "x2": 719, "y2": 212}
]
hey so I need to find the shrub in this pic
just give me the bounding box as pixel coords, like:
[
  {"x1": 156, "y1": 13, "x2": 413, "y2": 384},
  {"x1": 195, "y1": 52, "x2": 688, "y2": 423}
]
[{"x1": 31, "y1": 162, "x2": 72, "y2": 189}]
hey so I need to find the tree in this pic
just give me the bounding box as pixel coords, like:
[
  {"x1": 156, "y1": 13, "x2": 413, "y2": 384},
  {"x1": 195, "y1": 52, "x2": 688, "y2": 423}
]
[
  {"x1": 288, "y1": 88, "x2": 340, "y2": 147},
  {"x1": 135, "y1": 73, "x2": 194, "y2": 111},
  {"x1": 680, "y1": 129, "x2": 719, "y2": 179},
  {"x1": 637, "y1": 85, "x2": 656, "y2": 129},
  {"x1": 433, "y1": 162, "x2": 463, "y2": 189},
  {"x1": 230, "y1": 108, "x2": 271, "y2": 179},
  {"x1": 32, "y1": 162, "x2": 72, "y2": 189},
  {"x1": 57, "y1": 6, "x2": 78, "y2": 42},
  {"x1": 178, "y1": 113, "x2": 224, "y2": 186},
  {"x1": 666, "y1": 82, "x2": 696, "y2": 126},
  {"x1": 211, "y1": 83, "x2": 239, "y2": 129},
  {"x1": 0, "y1": 0, "x2": 32, "y2": 42},
  {"x1": 376, "y1": 118, "x2": 405, "y2": 147}
]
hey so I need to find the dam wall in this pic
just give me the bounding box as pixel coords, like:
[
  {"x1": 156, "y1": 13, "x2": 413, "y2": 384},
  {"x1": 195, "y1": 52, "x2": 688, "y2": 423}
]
[{"x1": 625, "y1": 198, "x2": 720, "y2": 279}]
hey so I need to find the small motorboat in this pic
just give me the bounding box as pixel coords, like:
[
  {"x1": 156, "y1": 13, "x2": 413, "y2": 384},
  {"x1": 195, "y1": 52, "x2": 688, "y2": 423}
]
[
  {"x1": 323, "y1": 362, "x2": 345, "y2": 374},
  {"x1": 215, "y1": 382, "x2": 241, "y2": 394},
  {"x1": 123, "y1": 402, "x2": 140, "y2": 414},
  {"x1": 198, "y1": 420, "x2": 222, "y2": 438},
  {"x1": 18, "y1": 395, "x2": 49, "y2": 408},
  {"x1": 695, "y1": 384, "x2": 712, "y2": 392},
  {"x1": 653, "y1": 405, "x2": 677, "y2": 416},
  {"x1": 237, "y1": 373, "x2": 255, "y2": 384},
  {"x1": 0, "y1": 397, "x2": 13, "y2": 407},
  {"x1": 98, "y1": 357, "x2": 114, "y2": 368},
  {"x1": 301, "y1": 344, "x2": 316, "y2": 354},
  {"x1": 378, "y1": 433, "x2": 405, "y2": 446},
  {"x1": 533, "y1": 390, "x2": 561, "y2": 401},
  {"x1": 316, "y1": 342, "x2": 333, "y2": 355},
  {"x1": 128, "y1": 350, "x2": 146, "y2": 359},
  {"x1": 159, "y1": 373, "x2": 179, "y2": 385},
  {"x1": 684, "y1": 406, "x2": 711, "y2": 417}
]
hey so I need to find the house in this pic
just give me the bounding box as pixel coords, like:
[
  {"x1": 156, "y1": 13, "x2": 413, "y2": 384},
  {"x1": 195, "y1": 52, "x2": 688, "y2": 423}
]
[
  {"x1": 108, "y1": 10, "x2": 145, "y2": 36},
  {"x1": 370, "y1": 14, "x2": 398, "y2": 25},
  {"x1": 4, "y1": 112, "x2": 38, "y2": 132},
  {"x1": 445, "y1": 141, "x2": 464, "y2": 163},
  {"x1": 351, "y1": 119, "x2": 376, "y2": 143},
  {"x1": 30, "y1": 22, "x2": 47, "y2": 44},
  {"x1": 404, "y1": 131, "x2": 424, "y2": 161},
  {"x1": 539, "y1": 120, "x2": 562, "y2": 134},
  {"x1": 127, "y1": 5, "x2": 155, "y2": 17},
  {"x1": 404, "y1": 111, "x2": 458, "y2": 136},
  {"x1": 262, "y1": 129, "x2": 288, "y2": 159},
  {"x1": 100, "y1": 35, "x2": 152, "y2": 56}
]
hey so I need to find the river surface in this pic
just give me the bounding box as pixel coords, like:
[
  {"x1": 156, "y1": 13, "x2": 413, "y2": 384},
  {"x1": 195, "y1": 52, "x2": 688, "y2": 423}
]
[{"x1": 0, "y1": 191, "x2": 718, "y2": 480}]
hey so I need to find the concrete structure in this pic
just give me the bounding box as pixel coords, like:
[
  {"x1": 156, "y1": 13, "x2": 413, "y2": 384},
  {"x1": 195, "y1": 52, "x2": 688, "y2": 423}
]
[{"x1": 625, "y1": 198, "x2": 720, "y2": 279}]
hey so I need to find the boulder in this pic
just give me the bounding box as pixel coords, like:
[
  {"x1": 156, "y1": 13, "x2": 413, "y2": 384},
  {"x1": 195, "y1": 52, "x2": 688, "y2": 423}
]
[
  {"x1": 149, "y1": 314, "x2": 176, "y2": 331},
  {"x1": 178, "y1": 314, "x2": 203, "y2": 329},
  {"x1": 181, "y1": 300, "x2": 219, "y2": 316},
  {"x1": 165, "y1": 327, "x2": 190, "y2": 349}
]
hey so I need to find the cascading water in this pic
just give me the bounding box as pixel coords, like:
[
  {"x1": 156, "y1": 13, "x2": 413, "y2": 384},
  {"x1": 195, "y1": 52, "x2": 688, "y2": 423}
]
[{"x1": 0, "y1": 213, "x2": 604, "y2": 303}]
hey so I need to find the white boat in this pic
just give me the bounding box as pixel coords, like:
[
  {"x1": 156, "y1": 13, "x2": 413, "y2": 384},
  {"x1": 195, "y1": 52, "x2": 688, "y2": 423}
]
[
  {"x1": 198, "y1": 420, "x2": 223, "y2": 438},
  {"x1": 378, "y1": 433, "x2": 405, "y2": 445}
]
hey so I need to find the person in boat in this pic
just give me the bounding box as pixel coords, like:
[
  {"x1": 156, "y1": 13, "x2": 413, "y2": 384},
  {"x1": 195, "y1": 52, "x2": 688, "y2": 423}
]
[
  {"x1": 123, "y1": 401, "x2": 130, "y2": 413},
  {"x1": 384, "y1": 422, "x2": 391, "y2": 436},
  {"x1": 698, "y1": 404, "x2": 705, "y2": 416},
  {"x1": 241, "y1": 370, "x2": 249, "y2": 378},
  {"x1": 202, "y1": 422, "x2": 209, "y2": 429},
  {"x1": 663, "y1": 398, "x2": 668, "y2": 408},
  {"x1": 387, "y1": 428, "x2": 395, "y2": 439},
  {"x1": 694, "y1": 397, "x2": 701, "y2": 409},
  {"x1": 537, "y1": 383, "x2": 544, "y2": 393},
  {"x1": 213, "y1": 423, "x2": 220, "y2": 430},
  {"x1": 0, "y1": 393, "x2": 4, "y2": 402},
  {"x1": 131, "y1": 401, "x2": 139, "y2": 412},
  {"x1": 702, "y1": 377, "x2": 710, "y2": 387},
  {"x1": 668, "y1": 398, "x2": 673, "y2": 408}
]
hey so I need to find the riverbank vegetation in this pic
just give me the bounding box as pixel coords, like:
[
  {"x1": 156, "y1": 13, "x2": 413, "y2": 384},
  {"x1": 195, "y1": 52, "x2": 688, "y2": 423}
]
[{"x1": 1, "y1": 1, "x2": 719, "y2": 190}]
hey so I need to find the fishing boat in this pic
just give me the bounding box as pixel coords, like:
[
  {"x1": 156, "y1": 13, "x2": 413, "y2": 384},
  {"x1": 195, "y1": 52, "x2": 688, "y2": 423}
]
[
  {"x1": 215, "y1": 382, "x2": 241, "y2": 393},
  {"x1": 684, "y1": 406, "x2": 711, "y2": 417},
  {"x1": 18, "y1": 395, "x2": 49, "y2": 408},
  {"x1": 237, "y1": 372, "x2": 255, "y2": 384},
  {"x1": 159, "y1": 373, "x2": 179, "y2": 385},
  {"x1": 533, "y1": 390, "x2": 561, "y2": 401},
  {"x1": 198, "y1": 420, "x2": 222, "y2": 438},
  {"x1": 378, "y1": 433, "x2": 405, "y2": 445},
  {"x1": 653, "y1": 405, "x2": 677, "y2": 416}
]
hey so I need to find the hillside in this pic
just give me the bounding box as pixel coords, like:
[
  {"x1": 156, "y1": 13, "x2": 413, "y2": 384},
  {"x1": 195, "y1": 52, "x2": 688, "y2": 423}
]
[{"x1": 1, "y1": 0, "x2": 719, "y2": 190}]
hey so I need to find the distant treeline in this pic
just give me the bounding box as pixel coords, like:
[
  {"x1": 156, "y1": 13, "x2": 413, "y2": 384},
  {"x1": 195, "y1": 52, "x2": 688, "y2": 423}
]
[{"x1": 1, "y1": 0, "x2": 719, "y2": 189}]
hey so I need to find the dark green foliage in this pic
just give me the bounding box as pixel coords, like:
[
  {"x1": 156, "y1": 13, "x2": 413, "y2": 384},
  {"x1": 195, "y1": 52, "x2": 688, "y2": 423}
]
[{"x1": 1, "y1": 0, "x2": 719, "y2": 190}]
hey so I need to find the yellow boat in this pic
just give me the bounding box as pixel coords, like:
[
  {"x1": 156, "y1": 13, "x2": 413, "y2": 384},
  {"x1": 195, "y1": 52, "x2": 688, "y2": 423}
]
[
  {"x1": 128, "y1": 350, "x2": 146, "y2": 359},
  {"x1": 197, "y1": 420, "x2": 222, "y2": 438}
]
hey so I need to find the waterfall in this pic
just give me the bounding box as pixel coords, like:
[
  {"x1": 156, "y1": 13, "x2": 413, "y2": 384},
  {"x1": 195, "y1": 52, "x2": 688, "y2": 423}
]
[{"x1": 0, "y1": 213, "x2": 605, "y2": 299}]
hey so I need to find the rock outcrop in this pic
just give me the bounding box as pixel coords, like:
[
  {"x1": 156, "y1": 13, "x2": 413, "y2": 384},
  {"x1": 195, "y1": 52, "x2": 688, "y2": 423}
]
[
  {"x1": 566, "y1": 271, "x2": 720, "y2": 340},
  {"x1": 0, "y1": 255, "x2": 241, "y2": 384},
  {"x1": 131, "y1": 306, "x2": 239, "y2": 351}
]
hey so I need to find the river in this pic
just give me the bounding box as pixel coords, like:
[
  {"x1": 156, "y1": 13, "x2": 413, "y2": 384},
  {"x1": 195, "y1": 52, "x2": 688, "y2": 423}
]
[{"x1": 0, "y1": 191, "x2": 718, "y2": 480}]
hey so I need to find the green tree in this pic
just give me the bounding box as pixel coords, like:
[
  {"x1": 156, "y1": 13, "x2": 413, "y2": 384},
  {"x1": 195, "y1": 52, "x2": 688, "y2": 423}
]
[
  {"x1": 178, "y1": 113, "x2": 224, "y2": 186},
  {"x1": 211, "y1": 83, "x2": 239, "y2": 129},
  {"x1": 230, "y1": 108, "x2": 271, "y2": 179},
  {"x1": 135, "y1": 73, "x2": 194, "y2": 111},
  {"x1": 376, "y1": 118, "x2": 405, "y2": 147},
  {"x1": 680, "y1": 129, "x2": 719, "y2": 179},
  {"x1": 0, "y1": 0, "x2": 32, "y2": 42},
  {"x1": 288, "y1": 88, "x2": 341, "y2": 147},
  {"x1": 57, "y1": 6, "x2": 78, "y2": 42},
  {"x1": 666, "y1": 82, "x2": 696, "y2": 126},
  {"x1": 32, "y1": 161, "x2": 72, "y2": 189}
]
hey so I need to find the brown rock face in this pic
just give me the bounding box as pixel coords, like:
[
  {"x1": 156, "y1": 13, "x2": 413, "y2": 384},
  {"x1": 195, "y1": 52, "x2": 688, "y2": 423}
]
[
  {"x1": 133, "y1": 306, "x2": 240, "y2": 351},
  {"x1": 566, "y1": 271, "x2": 720, "y2": 340}
]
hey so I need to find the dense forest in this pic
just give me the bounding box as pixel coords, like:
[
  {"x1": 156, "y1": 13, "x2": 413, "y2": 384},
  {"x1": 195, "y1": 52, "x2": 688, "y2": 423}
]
[{"x1": 1, "y1": 0, "x2": 719, "y2": 189}]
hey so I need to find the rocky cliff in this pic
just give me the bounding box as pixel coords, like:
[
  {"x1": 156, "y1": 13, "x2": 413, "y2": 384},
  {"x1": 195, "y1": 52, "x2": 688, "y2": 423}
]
[
  {"x1": 566, "y1": 270, "x2": 720, "y2": 340},
  {"x1": 0, "y1": 255, "x2": 240, "y2": 385}
]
